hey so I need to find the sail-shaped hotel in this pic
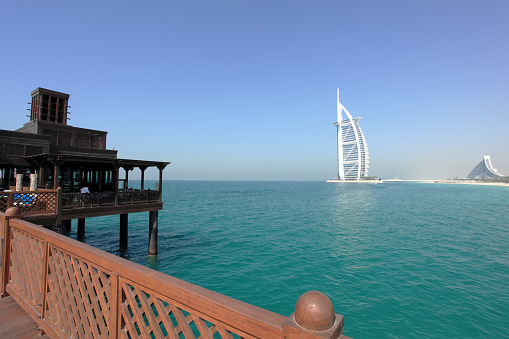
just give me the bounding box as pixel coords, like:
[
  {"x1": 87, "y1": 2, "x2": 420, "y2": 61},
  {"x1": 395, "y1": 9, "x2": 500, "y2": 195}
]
[{"x1": 333, "y1": 89, "x2": 369, "y2": 180}]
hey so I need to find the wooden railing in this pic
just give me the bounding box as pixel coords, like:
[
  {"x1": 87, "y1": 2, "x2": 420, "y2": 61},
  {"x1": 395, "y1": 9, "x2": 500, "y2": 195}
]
[
  {"x1": 1, "y1": 188, "x2": 160, "y2": 214},
  {"x1": 0, "y1": 190, "x2": 57, "y2": 215},
  {"x1": 62, "y1": 190, "x2": 160, "y2": 209},
  {"x1": 0, "y1": 208, "x2": 350, "y2": 339}
]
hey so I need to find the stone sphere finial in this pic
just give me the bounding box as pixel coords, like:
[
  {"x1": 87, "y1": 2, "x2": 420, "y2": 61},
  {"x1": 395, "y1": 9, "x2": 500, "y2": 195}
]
[
  {"x1": 294, "y1": 290, "x2": 335, "y2": 331},
  {"x1": 5, "y1": 207, "x2": 20, "y2": 216}
]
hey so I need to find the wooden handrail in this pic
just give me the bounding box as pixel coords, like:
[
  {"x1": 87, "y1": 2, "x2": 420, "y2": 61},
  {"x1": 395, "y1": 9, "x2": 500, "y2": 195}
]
[
  {"x1": 0, "y1": 190, "x2": 58, "y2": 215},
  {"x1": 0, "y1": 209, "x2": 350, "y2": 338}
]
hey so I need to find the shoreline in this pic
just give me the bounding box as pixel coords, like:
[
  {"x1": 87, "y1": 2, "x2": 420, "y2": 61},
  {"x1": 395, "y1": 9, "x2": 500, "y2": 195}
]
[{"x1": 384, "y1": 179, "x2": 509, "y2": 187}]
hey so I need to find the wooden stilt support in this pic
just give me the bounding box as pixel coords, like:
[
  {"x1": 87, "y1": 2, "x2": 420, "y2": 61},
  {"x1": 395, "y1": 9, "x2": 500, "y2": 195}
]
[
  {"x1": 78, "y1": 218, "x2": 85, "y2": 236},
  {"x1": 64, "y1": 220, "x2": 72, "y2": 232},
  {"x1": 148, "y1": 210, "x2": 158, "y2": 255},
  {"x1": 58, "y1": 223, "x2": 66, "y2": 234},
  {"x1": 120, "y1": 214, "x2": 128, "y2": 248}
]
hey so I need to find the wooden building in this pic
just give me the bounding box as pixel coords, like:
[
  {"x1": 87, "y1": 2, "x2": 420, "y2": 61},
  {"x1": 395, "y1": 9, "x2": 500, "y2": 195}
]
[{"x1": 0, "y1": 88, "x2": 169, "y2": 253}]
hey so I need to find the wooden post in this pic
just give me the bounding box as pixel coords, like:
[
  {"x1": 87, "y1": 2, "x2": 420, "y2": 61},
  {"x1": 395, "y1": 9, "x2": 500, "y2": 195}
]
[
  {"x1": 38, "y1": 165, "x2": 45, "y2": 188},
  {"x1": 124, "y1": 167, "x2": 130, "y2": 189},
  {"x1": 0, "y1": 215, "x2": 8, "y2": 296},
  {"x1": 98, "y1": 169, "x2": 103, "y2": 192},
  {"x1": 78, "y1": 218, "x2": 85, "y2": 236},
  {"x1": 39, "y1": 241, "x2": 50, "y2": 325},
  {"x1": 157, "y1": 165, "x2": 166, "y2": 201},
  {"x1": 114, "y1": 165, "x2": 119, "y2": 206},
  {"x1": 120, "y1": 214, "x2": 128, "y2": 248},
  {"x1": 140, "y1": 166, "x2": 147, "y2": 190},
  {"x1": 109, "y1": 273, "x2": 120, "y2": 339},
  {"x1": 53, "y1": 164, "x2": 59, "y2": 189},
  {"x1": 148, "y1": 210, "x2": 158, "y2": 255},
  {"x1": 64, "y1": 220, "x2": 72, "y2": 232},
  {"x1": 283, "y1": 291, "x2": 346, "y2": 339},
  {"x1": 1, "y1": 207, "x2": 20, "y2": 297},
  {"x1": 55, "y1": 187, "x2": 63, "y2": 234},
  {"x1": 7, "y1": 192, "x2": 13, "y2": 209}
]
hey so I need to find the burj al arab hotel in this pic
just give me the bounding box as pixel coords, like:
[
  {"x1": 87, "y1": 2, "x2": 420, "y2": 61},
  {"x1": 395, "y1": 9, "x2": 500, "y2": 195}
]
[{"x1": 333, "y1": 89, "x2": 369, "y2": 180}]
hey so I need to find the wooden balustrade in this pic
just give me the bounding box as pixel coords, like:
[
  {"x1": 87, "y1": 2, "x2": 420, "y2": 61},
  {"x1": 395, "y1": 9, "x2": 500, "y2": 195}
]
[
  {"x1": 62, "y1": 190, "x2": 160, "y2": 209},
  {"x1": 0, "y1": 190, "x2": 57, "y2": 215},
  {"x1": 0, "y1": 208, "x2": 350, "y2": 338},
  {"x1": 1, "y1": 188, "x2": 160, "y2": 214}
]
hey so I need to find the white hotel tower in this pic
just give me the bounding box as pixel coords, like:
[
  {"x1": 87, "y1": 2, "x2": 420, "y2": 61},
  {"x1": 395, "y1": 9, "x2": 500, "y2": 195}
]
[{"x1": 333, "y1": 89, "x2": 369, "y2": 180}]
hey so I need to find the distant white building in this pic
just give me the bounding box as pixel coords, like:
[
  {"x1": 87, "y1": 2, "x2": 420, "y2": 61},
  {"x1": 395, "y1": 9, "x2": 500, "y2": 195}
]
[
  {"x1": 467, "y1": 155, "x2": 504, "y2": 178},
  {"x1": 333, "y1": 89, "x2": 369, "y2": 180}
]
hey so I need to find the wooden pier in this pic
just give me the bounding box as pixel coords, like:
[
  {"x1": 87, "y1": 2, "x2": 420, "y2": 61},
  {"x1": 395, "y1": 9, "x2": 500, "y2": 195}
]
[{"x1": 1, "y1": 208, "x2": 352, "y2": 338}]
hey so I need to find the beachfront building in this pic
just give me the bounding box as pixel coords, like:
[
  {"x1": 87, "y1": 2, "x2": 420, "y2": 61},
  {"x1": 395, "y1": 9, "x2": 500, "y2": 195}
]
[
  {"x1": 0, "y1": 88, "x2": 169, "y2": 253},
  {"x1": 467, "y1": 154, "x2": 505, "y2": 179},
  {"x1": 0, "y1": 87, "x2": 169, "y2": 192},
  {"x1": 333, "y1": 89, "x2": 369, "y2": 180}
]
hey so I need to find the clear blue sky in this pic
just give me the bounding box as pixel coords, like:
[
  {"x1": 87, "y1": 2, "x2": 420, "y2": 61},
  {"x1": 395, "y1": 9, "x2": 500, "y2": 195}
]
[{"x1": 1, "y1": 0, "x2": 508, "y2": 180}]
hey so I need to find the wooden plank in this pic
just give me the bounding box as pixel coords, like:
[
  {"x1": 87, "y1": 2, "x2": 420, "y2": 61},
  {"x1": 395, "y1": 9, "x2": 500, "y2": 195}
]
[
  {"x1": 0, "y1": 296, "x2": 47, "y2": 339},
  {"x1": 0, "y1": 295, "x2": 18, "y2": 310},
  {"x1": 109, "y1": 273, "x2": 119, "y2": 339},
  {"x1": 39, "y1": 241, "x2": 49, "y2": 319}
]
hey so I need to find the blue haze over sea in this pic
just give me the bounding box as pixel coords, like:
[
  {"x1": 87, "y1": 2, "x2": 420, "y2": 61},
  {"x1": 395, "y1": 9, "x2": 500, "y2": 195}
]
[{"x1": 68, "y1": 181, "x2": 509, "y2": 338}]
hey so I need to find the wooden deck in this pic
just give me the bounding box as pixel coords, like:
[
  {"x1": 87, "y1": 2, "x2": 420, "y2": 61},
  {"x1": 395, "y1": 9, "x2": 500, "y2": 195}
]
[{"x1": 0, "y1": 296, "x2": 48, "y2": 338}]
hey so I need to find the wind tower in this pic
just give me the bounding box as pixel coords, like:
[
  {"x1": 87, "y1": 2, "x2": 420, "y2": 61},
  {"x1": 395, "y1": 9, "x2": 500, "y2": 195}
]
[
  {"x1": 333, "y1": 89, "x2": 369, "y2": 180},
  {"x1": 29, "y1": 87, "x2": 70, "y2": 124}
]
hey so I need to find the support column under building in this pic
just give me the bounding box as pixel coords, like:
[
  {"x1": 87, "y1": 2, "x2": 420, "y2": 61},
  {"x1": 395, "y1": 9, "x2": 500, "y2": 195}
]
[
  {"x1": 64, "y1": 219, "x2": 72, "y2": 232},
  {"x1": 120, "y1": 214, "x2": 128, "y2": 248},
  {"x1": 149, "y1": 210, "x2": 158, "y2": 255},
  {"x1": 78, "y1": 218, "x2": 85, "y2": 236}
]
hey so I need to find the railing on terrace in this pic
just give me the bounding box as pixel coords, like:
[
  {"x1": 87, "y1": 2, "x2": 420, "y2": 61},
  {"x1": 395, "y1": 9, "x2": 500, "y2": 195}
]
[
  {"x1": 0, "y1": 190, "x2": 57, "y2": 215},
  {"x1": 62, "y1": 189, "x2": 160, "y2": 209},
  {"x1": 0, "y1": 208, "x2": 350, "y2": 339},
  {"x1": 0, "y1": 188, "x2": 161, "y2": 214}
]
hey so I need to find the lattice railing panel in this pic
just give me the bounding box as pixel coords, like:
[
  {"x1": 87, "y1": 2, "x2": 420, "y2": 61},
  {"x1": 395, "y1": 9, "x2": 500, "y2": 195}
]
[
  {"x1": 98, "y1": 192, "x2": 117, "y2": 205},
  {"x1": 12, "y1": 192, "x2": 57, "y2": 214},
  {"x1": 58, "y1": 132, "x2": 72, "y2": 146},
  {"x1": 45, "y1": 245, "x2": 112, "y2": 338},
  {"x1": 132, "y1": 191, "x2": 148, "y2": 203},
  {"x1": 147, "y1": 190, "x2": 159, "y2": 202},
  {"x1": 4, "y1": 143, "x2": 25, "y2": 156},
  {"x1": 62, "y1": 193, "x2": 81, "y2": 208},
  {"x1": 62, "y1": 192, "x2": 117, "y2": 209},
  {"x1": 0, "y1": 195, "x2": 8, "y2": 212},
  {"x1": 131, "y1": 190, "x2": 159, "y2": 203},
  {"x1": 118, "y1": 191, "x2": 133, "y2": 204},
  {"x1": 120, "y1": 279, "x2": 244, "y2": 339},
  {"x1": 25, "y1": 145, "x2": 44, "y2": 156},
  {"x1": 8, "y1": 228, "x2": 45, "y2": 308},
  {"x1": 77, "y1": 134, "x2": 90, "y2": 148},
  {"x1": 43, "y1": 129, "x2": 58, "y2": 144}
]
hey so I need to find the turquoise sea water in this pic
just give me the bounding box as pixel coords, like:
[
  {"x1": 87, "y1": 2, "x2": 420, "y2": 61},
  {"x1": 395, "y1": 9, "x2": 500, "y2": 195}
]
[{"x1": 68, "y1": 181, "x2": 509, "y2": 338}]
